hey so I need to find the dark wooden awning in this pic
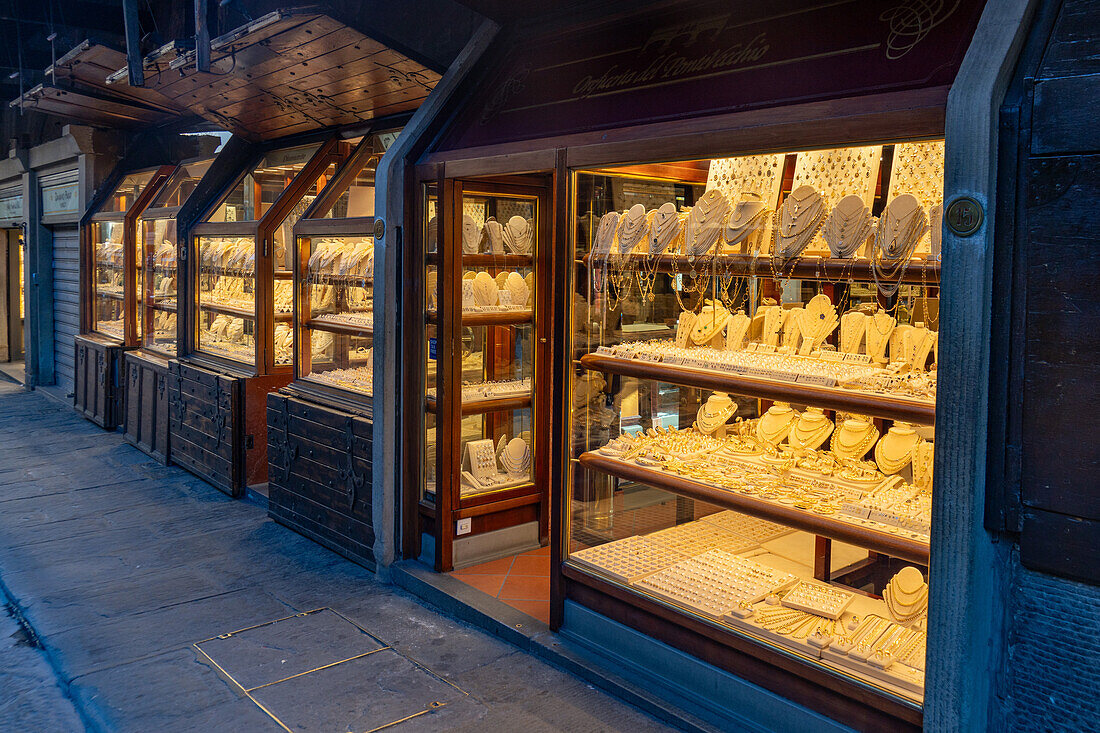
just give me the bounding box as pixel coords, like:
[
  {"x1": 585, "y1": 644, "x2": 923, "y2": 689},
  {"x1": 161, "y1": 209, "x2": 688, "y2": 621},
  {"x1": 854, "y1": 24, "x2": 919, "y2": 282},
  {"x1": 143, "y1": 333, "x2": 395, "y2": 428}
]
[
  {"x1": 107, "y1": 9, "x2": 442, "y2": 140},
  {"x1": 11, "y1": 41, "x2": 189, "y2": 127}
]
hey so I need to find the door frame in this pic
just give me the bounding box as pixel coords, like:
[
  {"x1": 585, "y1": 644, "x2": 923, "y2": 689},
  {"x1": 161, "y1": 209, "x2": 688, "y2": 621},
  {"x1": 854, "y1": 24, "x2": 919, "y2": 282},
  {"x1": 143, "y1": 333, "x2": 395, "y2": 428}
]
[{"x1": 411, "y1": 171, "x2": 555, "y2": 571}]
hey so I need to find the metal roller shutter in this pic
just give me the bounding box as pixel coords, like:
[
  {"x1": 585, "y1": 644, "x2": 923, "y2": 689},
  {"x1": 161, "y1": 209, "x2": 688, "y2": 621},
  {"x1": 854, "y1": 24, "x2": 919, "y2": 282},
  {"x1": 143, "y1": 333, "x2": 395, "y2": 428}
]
[{"x1": 52, "y1": 225, "x2": 79, "y2": 394}]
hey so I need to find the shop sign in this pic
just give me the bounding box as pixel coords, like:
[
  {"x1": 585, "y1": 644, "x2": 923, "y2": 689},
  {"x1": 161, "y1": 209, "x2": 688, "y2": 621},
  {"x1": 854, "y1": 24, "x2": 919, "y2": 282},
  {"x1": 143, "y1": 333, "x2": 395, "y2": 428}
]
[
  {"x1": 42, "y1": 181, "x2": 80, "y2": 217},
  {"x1": 439, "y1": 0, "x2": 987, "y2": 150},
  {"x1": 0, "y1": 192, "x2": 21, "y2": 221},
  {"x1": 265, "y1": 146, "x2": 316, "y2": 168}
]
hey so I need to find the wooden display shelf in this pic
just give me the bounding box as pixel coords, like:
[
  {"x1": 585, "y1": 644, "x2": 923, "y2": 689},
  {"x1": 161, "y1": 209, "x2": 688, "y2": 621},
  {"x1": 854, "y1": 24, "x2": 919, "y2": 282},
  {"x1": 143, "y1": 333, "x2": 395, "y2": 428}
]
[
  {"x1": 145, "y1": 299, "x2": 177, "y2": 312},
  {"x1": 426, "y1": 252, "x2": 533, "y2": 267},
  {"x1": 199, "y1": 265, "x2": 257, "y2": 278},
  {"x1": 582, "y1": 252, "x2": 940, "y2": 285},
  {"x1": 426, "y1": 309, "x2": 533, "y2": 326},
  {"x1": 426, "y1": 393, "x2": 532, "y2": 416},
  {"x1": 304, "y1": 273, "x2": 374, "y2": 285},
  {"x1": 579, "y1": 352, "x2": 935, "y2": 425},
  {"x1": 96, "y1": 289, "x2": 126, "y2": 301},
  {"x1": 305, "y1": 318, "x2": 374, "y2": 337},
  {"x1": 198, "y1": 301, "x2": 292, "y2": 322},
  {"x1": 578, "y1": 452, "x2": 929, "y2": 565}
]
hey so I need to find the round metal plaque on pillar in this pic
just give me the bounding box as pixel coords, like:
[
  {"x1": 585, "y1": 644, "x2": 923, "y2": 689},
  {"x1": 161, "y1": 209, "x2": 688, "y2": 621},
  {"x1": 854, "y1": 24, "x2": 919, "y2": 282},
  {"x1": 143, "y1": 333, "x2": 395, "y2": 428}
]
[{"x1": 945, "y1": 196, "x2": 984, "y2": 236}]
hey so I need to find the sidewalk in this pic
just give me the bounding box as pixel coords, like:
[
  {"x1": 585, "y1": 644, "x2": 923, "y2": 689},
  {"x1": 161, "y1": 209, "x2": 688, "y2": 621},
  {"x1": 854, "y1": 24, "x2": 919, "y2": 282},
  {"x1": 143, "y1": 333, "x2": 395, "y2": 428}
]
[{"x1": 0, "y1": 380, "x2": 675, "y2": 733}]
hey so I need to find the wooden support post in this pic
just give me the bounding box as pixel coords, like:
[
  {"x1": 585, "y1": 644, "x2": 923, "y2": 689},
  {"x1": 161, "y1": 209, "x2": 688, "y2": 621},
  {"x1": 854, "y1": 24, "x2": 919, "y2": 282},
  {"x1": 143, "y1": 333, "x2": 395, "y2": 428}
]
[
  {"x1": 195, "y1": 0, "x2": 210, "y2": 73},
  {"x1": 123, "y1": 0, "x2": 144, "y2": 87},
  {"x1": 814, "y1": 535, "x2": 832, "y2": 582}
]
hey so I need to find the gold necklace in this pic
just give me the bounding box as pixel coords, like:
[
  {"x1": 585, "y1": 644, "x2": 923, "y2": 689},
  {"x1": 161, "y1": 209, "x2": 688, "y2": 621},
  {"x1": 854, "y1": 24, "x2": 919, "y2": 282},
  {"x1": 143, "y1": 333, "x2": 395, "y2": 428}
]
[
  {"x1": 872, "y1": 195, "x2": 927, "y2": 299},
  {"x1": 874, "y1": 429, "x2": 921, "y2": 474},
  {"x1": 839, "y1": 312, "x2": 866, "y2": 354},
  {"x1": 830, "y1": 420, "x2": 879, "y2": 458},
  {"x1": 757, "y1": 406, "x2": 798, "y2": 444},
  {"x1": 789, "y1": 412, "x2": 833, "y2": 450}
]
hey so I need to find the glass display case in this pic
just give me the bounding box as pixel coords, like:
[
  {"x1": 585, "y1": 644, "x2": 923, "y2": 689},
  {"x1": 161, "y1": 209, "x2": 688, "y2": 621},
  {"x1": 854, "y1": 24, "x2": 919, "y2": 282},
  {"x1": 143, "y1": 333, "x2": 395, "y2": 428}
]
[
  {"x1": 86, "y1": 167, "x2": 174, "y2": 343},
  {"x1": 567, "y1": 143, "x2": 943, "y2": 705},
  {"x1": 421, "y1": 177, "x2": 550, "y2": 570},
  {"x1": 136, "y1": 158, "x2": 216, "y2": 356},
  {"x1": 293, "y1": 135, "x2": 380, "y2": 401},
  {"x1": 189, "y1": 139, "x2": 350, "y2": 372}
]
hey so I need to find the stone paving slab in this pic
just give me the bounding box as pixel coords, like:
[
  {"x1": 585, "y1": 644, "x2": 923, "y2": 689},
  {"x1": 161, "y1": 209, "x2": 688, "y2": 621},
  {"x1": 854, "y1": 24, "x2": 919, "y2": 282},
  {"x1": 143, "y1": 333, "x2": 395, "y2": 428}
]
[
  {"x1": 0, "y1": 603, "x2": 87, "y2": 732},
  {"x1": 196, "y1": 608, "x2": 386, "y2": 691},
  {"x1": 248, "y1": 648, "x2": 485, "y2": 732},
  {"x1": 0, "y1": 381, "x2": 676, "y2": 732}
]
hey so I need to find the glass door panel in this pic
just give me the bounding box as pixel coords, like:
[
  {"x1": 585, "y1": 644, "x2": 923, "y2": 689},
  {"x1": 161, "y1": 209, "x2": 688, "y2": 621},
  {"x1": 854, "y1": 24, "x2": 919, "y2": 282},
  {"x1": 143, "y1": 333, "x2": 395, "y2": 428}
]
[
  {"x1": 91, "y1": 219, "x2": 126, "y2": 339},
  {"x1": 453, "y1": 190, "x2": 538, "y2": 501}
]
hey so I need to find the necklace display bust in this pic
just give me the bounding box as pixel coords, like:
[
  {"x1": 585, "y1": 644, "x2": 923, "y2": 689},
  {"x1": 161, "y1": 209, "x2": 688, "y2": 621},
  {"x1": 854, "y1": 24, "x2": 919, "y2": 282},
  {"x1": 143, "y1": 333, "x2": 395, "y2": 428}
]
[
  {"x1": 756, "y1": 402, "x2": 800, "y2": 445},
  {"x1": 788, "y1": 407, "x2": 834, "y2": 451},
  {"x1": 696, "y1": 392, "x2": 736, "y2": 435},
  {"x1": 830, "y1": 417, "x2": 879, "y2": 460},
  {"x1": 874, "y1": 423, "x2": 922, "y2": 474}
]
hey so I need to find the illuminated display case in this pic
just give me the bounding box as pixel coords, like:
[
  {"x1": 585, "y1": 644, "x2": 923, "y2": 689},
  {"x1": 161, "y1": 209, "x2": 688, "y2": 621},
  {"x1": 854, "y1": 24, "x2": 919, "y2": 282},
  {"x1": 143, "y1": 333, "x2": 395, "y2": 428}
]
[
  {"x1": 188, "y1": 138, "x2": 350, "y2": 372},
  {"x1": 419, "y1": 177, "x2": 551, "y2": 571},
  {"x1": 567, "y1": 143, "x2": 943, "y2": 707},
  {"x1": 77, "y1": 165, "x2": 174, "y2": 431},
  {"x1": 292, "y1": 135, "x2": 381, "y2": 405},
  {"x1": 172, "y1": 136, "x2": 352, "y2": 496},
  {"x1": 84, "y1": 166, "x2": 174, "y2": 343},
  {"x1": 135, "y1": 158, "x2": 216, "y2": 356}
]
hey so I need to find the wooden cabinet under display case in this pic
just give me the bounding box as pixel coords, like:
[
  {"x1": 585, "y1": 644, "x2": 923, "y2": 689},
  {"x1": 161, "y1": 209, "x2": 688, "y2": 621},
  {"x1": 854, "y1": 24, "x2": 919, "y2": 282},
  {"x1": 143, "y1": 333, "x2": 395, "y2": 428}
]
[
  {"x1": 124, "y1": 158, "x2": 218, "y2": 461},
  {"x1": 77, "y1": 165, "x2": 174, "y2": 429},
  {"x1": 269, "y1": 132, "x2": 390, "y2": 566},
  {"x1": 173, "y1": 137, "x2": 351, "y2": 495},
  {"x1": 418, "y1": 176, "x2": 553, "y2": 571}
]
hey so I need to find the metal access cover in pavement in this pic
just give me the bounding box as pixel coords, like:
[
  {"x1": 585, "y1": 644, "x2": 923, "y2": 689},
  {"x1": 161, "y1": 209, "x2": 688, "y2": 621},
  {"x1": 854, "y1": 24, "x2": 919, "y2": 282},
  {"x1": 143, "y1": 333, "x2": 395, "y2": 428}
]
[{"x1": 195, "y1": 608, "x2": 486, "y2": 732}]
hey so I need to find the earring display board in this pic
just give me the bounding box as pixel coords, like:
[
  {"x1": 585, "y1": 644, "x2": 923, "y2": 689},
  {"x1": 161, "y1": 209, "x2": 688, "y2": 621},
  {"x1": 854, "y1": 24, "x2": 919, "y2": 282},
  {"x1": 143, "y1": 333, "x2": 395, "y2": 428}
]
[
  {"x1": 568, "y1": 143, "x2": 941, "y2": 708},
  {"x1": 421, "y1": 177, "x2": 552, "y2": 572},
  {"x1": 706, "y1": 154, "x2": 786, "y2": 209},
  {"x1": 790, "y1": 146, "x2": 883, "y2": 255},
  {"x1": 886, "y1": 141, "x2": 945, "y2": 255}
]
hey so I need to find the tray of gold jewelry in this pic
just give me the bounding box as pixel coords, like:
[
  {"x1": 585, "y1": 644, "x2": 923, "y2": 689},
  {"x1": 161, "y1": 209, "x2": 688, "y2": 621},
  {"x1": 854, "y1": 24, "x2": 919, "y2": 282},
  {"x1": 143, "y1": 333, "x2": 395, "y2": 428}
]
[
  {"x1": 725, "y1": 592, "x2": 925, "y2": 698},
  {"x1": 643, "y1": 520, "x2": 759, "y2": 557},
  {"x1": 779, "y1": 580, "x2": 857, "y2": 620},
  {"x1": 633, "y1": 549, "x2": 799, "y2": 621},
  {"x1": 699, "y1": 511, "x2": 796, "y2": 544},
  {"x1": 568, "y1": 536, "x2": 690, "y2": 585},
  {"x1": 818, "y1": 613, "x2": 926, "y2": 696}
]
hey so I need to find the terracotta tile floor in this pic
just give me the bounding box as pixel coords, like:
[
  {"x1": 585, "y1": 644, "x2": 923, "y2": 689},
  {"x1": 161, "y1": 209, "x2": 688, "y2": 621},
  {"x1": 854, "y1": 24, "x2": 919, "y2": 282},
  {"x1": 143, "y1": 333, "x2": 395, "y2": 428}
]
[{"x1": 451, "y1": 546, "x2": 550, "y2": 624}]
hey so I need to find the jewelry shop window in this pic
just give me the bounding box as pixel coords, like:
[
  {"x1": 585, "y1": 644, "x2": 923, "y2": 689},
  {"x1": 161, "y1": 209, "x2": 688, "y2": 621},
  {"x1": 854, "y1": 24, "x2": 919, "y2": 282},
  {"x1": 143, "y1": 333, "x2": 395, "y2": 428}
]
[
  {"x1": 294, "y1": 135, "x2": 384, "y2": 399},
  {"x1": 194, "y1": 141, "x2": 344, "y2": 368},
  {"x1": 89, "y1": 169, "x2": 158, "y2": 341},
  {"x1": 137, "y1": 159, "x2": 215, "y2": 356},
  {"x1": 567, "y1": 142, "x2": 942, "y2": 706}
]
